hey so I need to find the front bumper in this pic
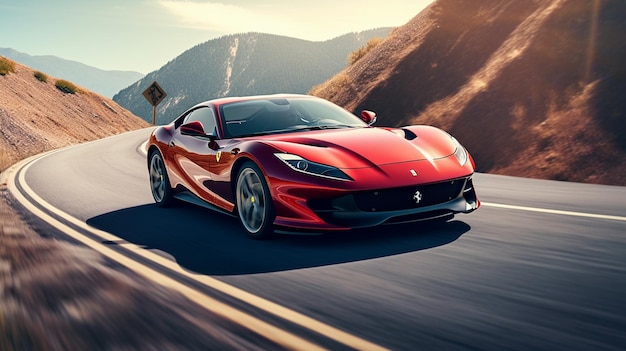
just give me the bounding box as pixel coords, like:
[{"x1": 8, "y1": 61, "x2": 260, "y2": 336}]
[{"x1": 306, "y1": 176, "x2": 479, "y2": 228}]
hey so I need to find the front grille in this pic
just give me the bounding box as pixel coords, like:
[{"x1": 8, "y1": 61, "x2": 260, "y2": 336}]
[
  {"x1": 307, "y1": 177, "x2": 468, "y2": 214},
  {"x1": 352, "y1": 178, "x2": 467, "y2": 212}
]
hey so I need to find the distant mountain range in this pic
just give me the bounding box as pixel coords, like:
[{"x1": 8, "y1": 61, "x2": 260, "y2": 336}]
[
  {"x1": 0, "y1": 48, "x2": 144, "y2": 98},
  {"x1": 113, "y1": 29, "x2": 391, "y2": 125}
]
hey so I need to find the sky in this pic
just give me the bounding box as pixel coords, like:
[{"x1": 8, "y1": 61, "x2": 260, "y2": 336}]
[{"x1": 0, "y1": 0, "x2": 434, "y2": 74}]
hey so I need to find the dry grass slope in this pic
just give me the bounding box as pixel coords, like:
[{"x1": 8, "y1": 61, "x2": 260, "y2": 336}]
[{"x1": 0, "y1": 59, "x2": 150, "y2": 172}]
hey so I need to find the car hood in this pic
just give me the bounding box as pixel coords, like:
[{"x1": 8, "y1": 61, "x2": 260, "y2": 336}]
[{"x1": 264, "y1": 126, "x2": 457, "y2": 169}]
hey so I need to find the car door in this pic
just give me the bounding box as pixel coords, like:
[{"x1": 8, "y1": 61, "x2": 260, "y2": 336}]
[{"x1": 169, "y1": 106, "x2": 219, "y2": 204}]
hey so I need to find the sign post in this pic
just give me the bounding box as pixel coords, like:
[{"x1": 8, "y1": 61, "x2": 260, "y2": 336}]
[{"x1": 142, "y1": 81, "x2": 167, "y2": 125}]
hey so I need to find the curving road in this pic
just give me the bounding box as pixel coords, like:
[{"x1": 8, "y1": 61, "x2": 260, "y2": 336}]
[{"x1": 10, "y1": 128, "x2": 626, "y2": 350}]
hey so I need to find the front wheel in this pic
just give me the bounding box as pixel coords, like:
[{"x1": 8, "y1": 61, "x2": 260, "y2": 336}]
[
  {"x1": 235, "y1": 162, "x2": 275, "y2": 239},
  {"x1": 149, "y1": 150, "x2": 174, "y2": 207}
]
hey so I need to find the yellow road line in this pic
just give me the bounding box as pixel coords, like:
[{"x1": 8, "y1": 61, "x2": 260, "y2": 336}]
[
  {"x1": 8, "y1": 158, "x2": 325, "y2": 351},
  {"x1": 8, "y1": 153, "x2": 390, "y2": 351}
]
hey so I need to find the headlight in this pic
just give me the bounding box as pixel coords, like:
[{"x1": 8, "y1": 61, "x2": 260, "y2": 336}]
[
  {"x1": 451, "y1": 137, "x2": 468, "y2": 166},
  {"x1": 275, "y1": 153, "x2": 352, "y2": 181}
]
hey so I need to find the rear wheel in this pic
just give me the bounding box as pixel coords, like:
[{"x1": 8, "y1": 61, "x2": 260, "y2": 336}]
[
  {"x1": 149, "y1": 150, "x2": 174, "y2": 207},
  {"x1": 236, "y1": 162, "x2": 275, "y2": 239}
]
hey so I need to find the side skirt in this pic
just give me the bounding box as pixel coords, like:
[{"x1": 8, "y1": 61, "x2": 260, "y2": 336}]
[{"x1": 173, "y1": 191, "x2": 237, "y2": 218}]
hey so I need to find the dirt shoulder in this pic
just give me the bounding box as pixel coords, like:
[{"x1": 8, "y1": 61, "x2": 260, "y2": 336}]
[{"x1": 0, "y1": 184, "x2": 272, "y2": 351}]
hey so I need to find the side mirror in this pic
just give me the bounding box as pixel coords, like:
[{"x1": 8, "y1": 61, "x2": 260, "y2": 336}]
[
  {"x1": 361, "y1": 110, "x2": 377, "y2": 125},
  {"x1": 180, "y1": 121, "x2": 206, "y2": 137}
]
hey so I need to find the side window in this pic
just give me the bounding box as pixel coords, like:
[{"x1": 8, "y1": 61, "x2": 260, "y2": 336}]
[{"x1": 183, "y1": 107, "x2": 217, "y2": 136}]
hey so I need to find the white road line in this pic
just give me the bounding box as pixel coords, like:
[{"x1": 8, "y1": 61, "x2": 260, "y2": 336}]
[
  {"x1": 138, "y1": 144, "x2": 626, "y2": 224},
  {"x1": 138, "y1": 140, "x2": 149, "y2": 155},
  {"x1": 7, "y1": 154, "x2": 390, "y2": 351},
  {"x1": 9, "y1": 138, "x2": 621, "y2": 350},
  {"x1": 481, "y1": 202, "x2": 626, "y2": 222}
]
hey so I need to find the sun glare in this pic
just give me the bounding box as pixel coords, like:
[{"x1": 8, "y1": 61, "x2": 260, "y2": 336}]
[
  {"x1": 158, "y1": 0, "x2": 435, "y2": 41},
  {"x1": 585, "y1": 0, "x2": 601, "y2": 83}
]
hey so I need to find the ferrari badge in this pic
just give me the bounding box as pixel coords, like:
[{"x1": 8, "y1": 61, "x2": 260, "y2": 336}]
[{"x1": 413, "y1": 190, "x2": 423, "y2": 204}]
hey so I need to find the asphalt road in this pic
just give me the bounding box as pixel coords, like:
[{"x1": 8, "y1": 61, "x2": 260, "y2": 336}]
[{"x1": 16, "y1": 128, "x2": 626, "y2": 350}]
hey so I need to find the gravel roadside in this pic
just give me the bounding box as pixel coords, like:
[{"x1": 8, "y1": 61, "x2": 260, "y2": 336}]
[{"x1": 0, "y1": 184, "x2": 272, "y2": 351}]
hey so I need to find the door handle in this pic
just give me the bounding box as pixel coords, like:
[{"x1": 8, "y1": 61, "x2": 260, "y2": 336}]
[{"x1": 169, "y1": 141, "x2": 175, "y2": 147}]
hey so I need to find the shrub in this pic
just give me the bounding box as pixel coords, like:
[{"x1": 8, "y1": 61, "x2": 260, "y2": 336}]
[
  {"x1": 348, "y1": 38, "x2": 384, "y2": 66},
  {"x1": 34, "y1": 71, "x2": 48, "y2": 83},
  {"x1": 310, "y1": 72, "x2": 350, "y2": 99},
  {"x1": 55, "y1": 79, "x2": 78, "y2": 94},
  {"x1": 0, "y1": 56, "x2": 16, "y2": 76}
]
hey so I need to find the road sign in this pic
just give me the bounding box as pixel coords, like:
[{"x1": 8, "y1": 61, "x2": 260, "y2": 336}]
[
  {"x1": 142, "y1": 81, "x2": 167, "y2": 125},
  {"x1": 143, "y1": 81, "x2": 167, "y2": 107}
]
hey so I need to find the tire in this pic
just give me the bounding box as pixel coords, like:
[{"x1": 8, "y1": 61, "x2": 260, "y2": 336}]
[
  {"x1": 235, "y1": 161, "x2": 275, "y2": 239},
  {"x1": 149, "y1": 150, "x2": 174, "y2": 207}
]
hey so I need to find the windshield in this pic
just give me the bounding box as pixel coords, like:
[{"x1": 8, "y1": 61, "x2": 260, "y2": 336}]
[{"x1": 220, "y1": 96, "x2": 367, "y2": 138}]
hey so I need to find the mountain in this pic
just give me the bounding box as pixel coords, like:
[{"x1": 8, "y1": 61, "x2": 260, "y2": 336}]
[
  {"x1": 0, "y1": 48, "x2": 144, "y2": 98},
  {"x1": 311, "y1": 0, "x2": 626, "y2": 186},
  {"x1": 0, "y1": 59, "x2": 149, "y2": 172},
  {"x1": 113, "y1": 29, "x2": 391, "y2": 125}
]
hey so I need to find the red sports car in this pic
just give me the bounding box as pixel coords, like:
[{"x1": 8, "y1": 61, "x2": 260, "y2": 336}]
[{"x1": 147, "y1": 94, "x2": 479, "y2": 239}]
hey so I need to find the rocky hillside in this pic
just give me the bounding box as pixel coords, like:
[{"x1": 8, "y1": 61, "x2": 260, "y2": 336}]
[
  {"x1": 114, "y1": 29, "x2": 391, "y2": 125},
  {"x1": 312, "y1": 0, "x2": 626, "y2": 186},
  {"x1": 0, "y1": 59, "x2": 149, "y2": 172}
]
